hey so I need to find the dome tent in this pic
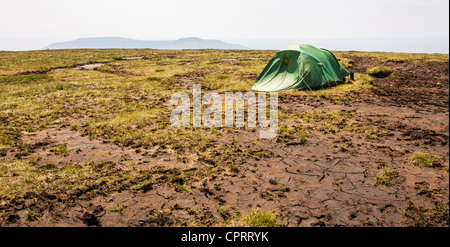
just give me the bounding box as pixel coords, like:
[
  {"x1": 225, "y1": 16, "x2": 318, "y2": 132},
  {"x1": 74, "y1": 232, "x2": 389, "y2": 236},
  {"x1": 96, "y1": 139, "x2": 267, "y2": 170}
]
[{"x1": 252, "y1": 44, "x2": 350, "y2": 91}]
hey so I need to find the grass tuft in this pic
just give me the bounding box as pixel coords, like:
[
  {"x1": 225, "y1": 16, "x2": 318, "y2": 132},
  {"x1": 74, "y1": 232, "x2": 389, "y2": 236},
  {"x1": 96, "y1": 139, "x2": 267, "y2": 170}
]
[
  {"x1": 375, "y1": 166, "x2": 399, "y2": 186},
  {"x1": 243, "y1": 208, "x2": 280, "y2": 227},
  {"x1": 50, "y1": 144, "x2": 69, "y2": 156},
  {"x1": 367, "y1": 67, "x2": 393, "y2": 78},
  {"x1": 409, "y1": 152, "x2": 440, "y2": 168}
]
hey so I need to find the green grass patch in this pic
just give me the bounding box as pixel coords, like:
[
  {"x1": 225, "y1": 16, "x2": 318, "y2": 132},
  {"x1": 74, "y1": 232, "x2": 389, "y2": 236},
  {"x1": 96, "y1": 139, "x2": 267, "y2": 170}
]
[
  {"x1": 278, "y1": 124, "x2": 309, "y2": 143},
  {"x1": 375, "y1": 166, "x2": 399, "y2": 186},
  {"x1": 409, "y1": 152, "x2": 440, "y2": 168},
  {"x1": 0, "y1": 160, "x2": 125, "y2": 202},
  {"x1": 243, "y1": 208, "x2": 280, "y2": 227},
  {"x1": 367, "y1": 67, "x2": 393, "y2": 78},
  {"x1": 50, "y1": 143, "x2": 69, "y2": 156},
  {"x1": 0, "y1": 74, "x2": 53, "y2": 84},
  {"x1": 229, "y1": 164, "x2": 240, "y2": 173},
  {"x1": 147, "y1": 77, "x2": 162, "y2": 81},
  {"x1": 70, "y1": 124, "x2": 79, "y2": 131},
  {"x1": 107, "y1": 204, "x2": 126, "y2": 215}
]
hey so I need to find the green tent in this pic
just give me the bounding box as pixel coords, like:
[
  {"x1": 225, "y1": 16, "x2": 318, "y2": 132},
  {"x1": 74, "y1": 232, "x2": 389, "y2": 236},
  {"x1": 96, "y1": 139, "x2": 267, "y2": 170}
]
[{"x1": 252, "y1": 44, "x2": 350, "y2": 91}]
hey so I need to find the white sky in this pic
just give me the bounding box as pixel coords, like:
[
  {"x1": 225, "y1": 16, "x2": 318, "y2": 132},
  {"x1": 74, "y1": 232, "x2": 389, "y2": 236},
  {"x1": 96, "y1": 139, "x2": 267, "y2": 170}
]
[{"x1": 0, "y1": 0, "x2": 449, "y2": 51}]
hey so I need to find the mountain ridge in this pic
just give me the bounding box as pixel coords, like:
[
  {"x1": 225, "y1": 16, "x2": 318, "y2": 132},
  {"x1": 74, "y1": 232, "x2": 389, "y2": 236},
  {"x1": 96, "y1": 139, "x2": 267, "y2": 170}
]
[{"x1": 44, "y1": 37, "x2": 249, "y2": 50}]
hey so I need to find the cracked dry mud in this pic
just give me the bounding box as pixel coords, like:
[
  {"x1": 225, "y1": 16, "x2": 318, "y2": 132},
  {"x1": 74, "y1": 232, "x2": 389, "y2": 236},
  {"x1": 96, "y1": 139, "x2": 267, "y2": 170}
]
[{"x1": 1, "y1": 53, "x2": 448, "y2": 227}]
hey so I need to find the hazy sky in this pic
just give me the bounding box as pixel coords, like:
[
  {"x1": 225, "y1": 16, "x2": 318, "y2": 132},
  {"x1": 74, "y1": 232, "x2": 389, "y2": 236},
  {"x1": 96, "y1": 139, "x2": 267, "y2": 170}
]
[{"x1": 1, "y1": 0, "x2": 449, "y2": 51}]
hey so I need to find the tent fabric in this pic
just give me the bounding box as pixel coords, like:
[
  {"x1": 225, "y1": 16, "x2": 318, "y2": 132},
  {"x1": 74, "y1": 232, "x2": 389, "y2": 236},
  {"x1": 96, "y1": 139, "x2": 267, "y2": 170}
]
[{"x1": 252, "y1": 44, "x2": 350, "y2": 91}]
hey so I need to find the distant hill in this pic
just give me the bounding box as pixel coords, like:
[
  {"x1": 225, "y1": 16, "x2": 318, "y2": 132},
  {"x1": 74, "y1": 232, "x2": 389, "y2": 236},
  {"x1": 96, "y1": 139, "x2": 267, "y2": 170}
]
[{"x1": 44, "y1": 37, "x2": 249, "y2": 50}]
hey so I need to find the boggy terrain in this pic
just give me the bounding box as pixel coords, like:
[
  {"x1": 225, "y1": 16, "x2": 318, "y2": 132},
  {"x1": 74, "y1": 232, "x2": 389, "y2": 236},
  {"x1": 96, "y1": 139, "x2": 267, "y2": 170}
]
[{"x1": 0, "y1": 49, "x2": 448, "y2": 226}]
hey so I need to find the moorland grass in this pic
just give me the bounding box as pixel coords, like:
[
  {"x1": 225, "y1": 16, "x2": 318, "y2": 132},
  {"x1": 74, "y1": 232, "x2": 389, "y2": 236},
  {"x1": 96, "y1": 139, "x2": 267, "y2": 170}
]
[{"x1": 1, "y1": 49, "x2": 447, "y2": 223}]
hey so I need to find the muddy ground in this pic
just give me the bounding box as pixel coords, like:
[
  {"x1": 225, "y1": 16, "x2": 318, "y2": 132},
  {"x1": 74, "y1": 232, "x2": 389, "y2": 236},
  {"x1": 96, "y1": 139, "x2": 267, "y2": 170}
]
[{"x1": 0, "y1": 52, "x2": 448, "y2": 227}]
